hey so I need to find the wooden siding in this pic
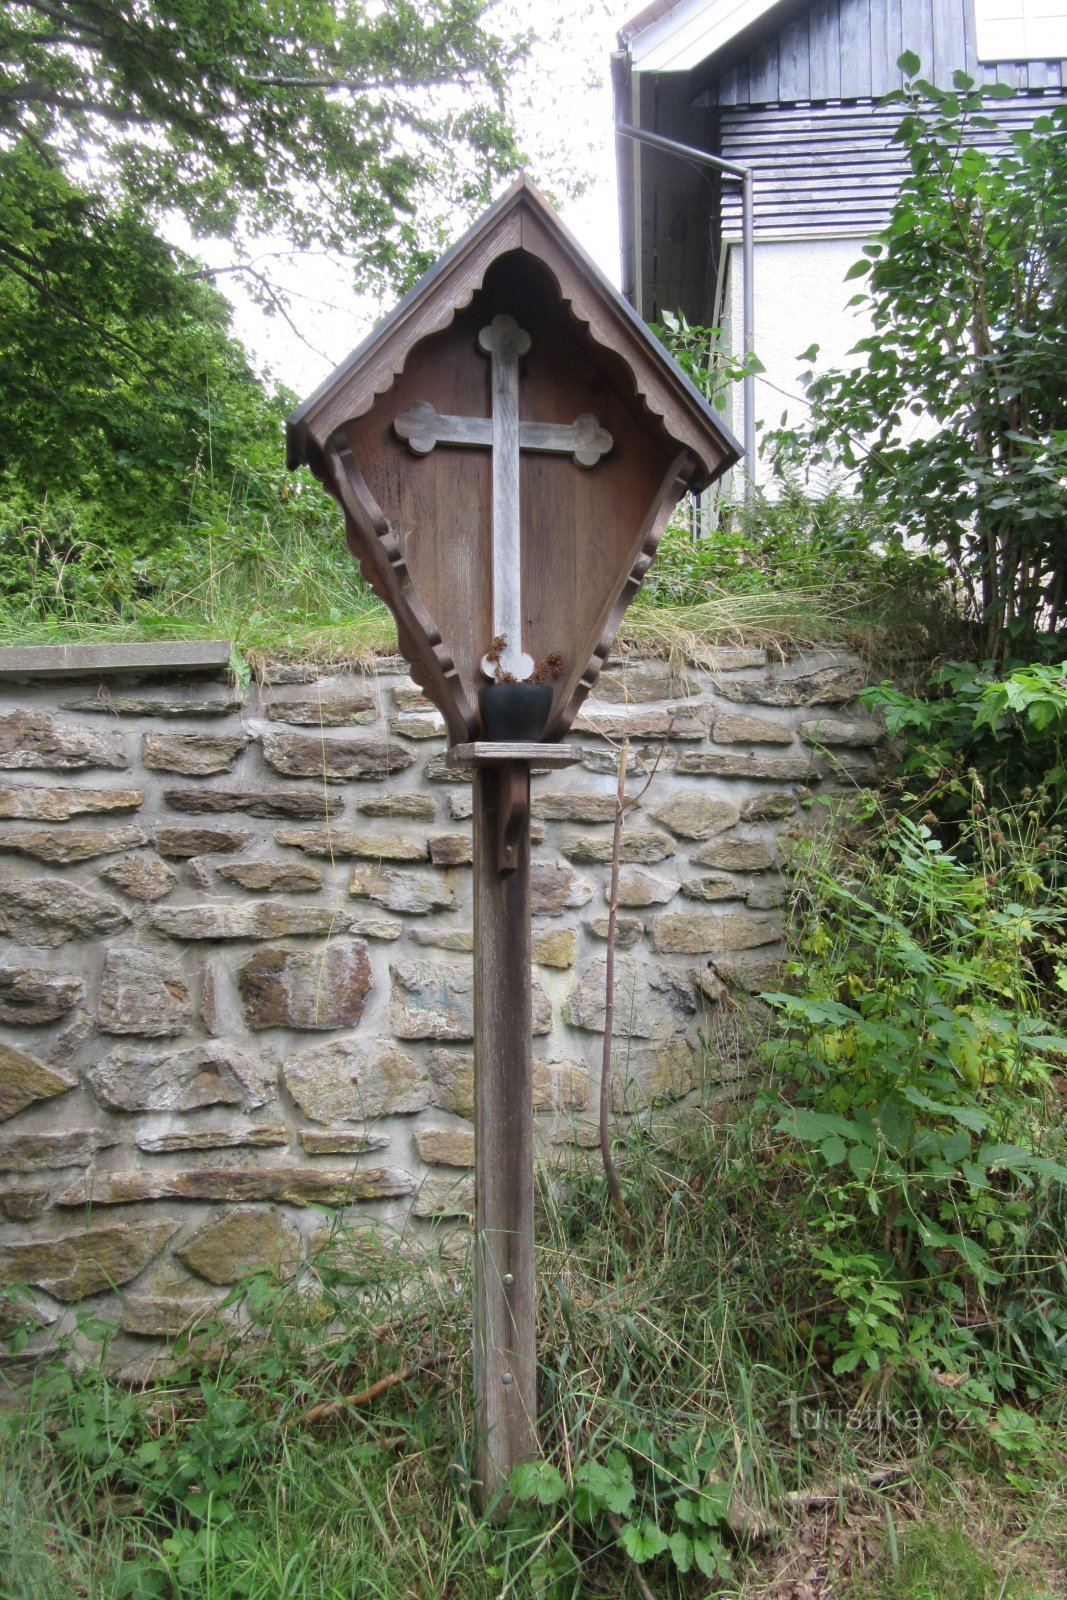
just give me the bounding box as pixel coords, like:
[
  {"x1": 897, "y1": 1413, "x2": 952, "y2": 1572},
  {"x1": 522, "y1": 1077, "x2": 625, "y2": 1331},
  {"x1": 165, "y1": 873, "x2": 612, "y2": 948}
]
[
  {"x1": 635, "y1": 75, "x2": 722, "y2": 323},
  {"x1": 619, "y1": 0, "x2": 1066, "y2": 323},
  {"x1": 718, "y1": 94, "x2": 1062, "y2": 239},
  {"x1": 708, "y1": 0, "x2": 1065, "y2": 102}
]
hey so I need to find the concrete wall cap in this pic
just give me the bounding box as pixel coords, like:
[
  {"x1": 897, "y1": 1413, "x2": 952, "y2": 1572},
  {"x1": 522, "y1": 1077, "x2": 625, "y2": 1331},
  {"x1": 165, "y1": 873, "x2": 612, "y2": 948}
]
[{"x1": 0, "y1": 640, "x2": 234, "y2": 682}]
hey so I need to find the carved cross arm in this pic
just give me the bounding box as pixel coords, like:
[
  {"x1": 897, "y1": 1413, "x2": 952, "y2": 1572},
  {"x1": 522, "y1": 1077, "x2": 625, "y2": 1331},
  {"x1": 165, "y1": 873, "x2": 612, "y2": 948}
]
[{"x1": 395, "y1": 401, "x2": 613, "y2": 467}]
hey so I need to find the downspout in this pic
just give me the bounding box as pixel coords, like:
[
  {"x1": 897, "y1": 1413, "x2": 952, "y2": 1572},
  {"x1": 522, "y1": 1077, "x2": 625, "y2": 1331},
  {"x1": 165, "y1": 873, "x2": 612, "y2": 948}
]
[{"x1": 615, "y1": 122, "x2": 756, "y2": 503}]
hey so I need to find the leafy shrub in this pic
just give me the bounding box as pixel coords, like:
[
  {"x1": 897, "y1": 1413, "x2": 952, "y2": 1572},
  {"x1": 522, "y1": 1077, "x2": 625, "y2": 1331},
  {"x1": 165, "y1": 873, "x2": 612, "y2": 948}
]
[
  {"x1": 0, "y1": 468, "x2": 393, "y2": 658},
  {"x1": 766, "y1": 67, "x2": 1067, "y2": 661},
  {"x1": 867, "y1": 659, "x2": 1067, "y2": 827},
  {"x1": 649, "y1": 308, "x2": 761, "y2": 412},
  {"x1": 640, "y1": 470, "x2": 943, "y2": 609},
  {"x1": 763, "y1": 805, "x2": 1067, "y2": 1402},
  {"x1": 509, "y1": 1437, "x2": 733, "y2": 1588}
]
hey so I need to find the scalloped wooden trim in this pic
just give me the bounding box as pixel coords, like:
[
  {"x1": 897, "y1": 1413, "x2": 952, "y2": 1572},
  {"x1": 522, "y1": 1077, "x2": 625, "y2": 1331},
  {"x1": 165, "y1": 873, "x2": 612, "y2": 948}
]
[
  {"x1": 543, "y1": 452, "x2": 698, "y2": 741},
  {"x1": 305, "y1": 215, "x2": 522, "y2": 442},
  {"x1": 324, "y1": 433, "x2": 476, "y2": 744},
  {"x1": 317, "y1": 238, "x2": 720, "y2": 491},
  {"x1": 296, "y1": 191, "x2": 737, "y2": 490},
  {"x1": 341, "y1": 278, "x2": 480, "y2": 425}
]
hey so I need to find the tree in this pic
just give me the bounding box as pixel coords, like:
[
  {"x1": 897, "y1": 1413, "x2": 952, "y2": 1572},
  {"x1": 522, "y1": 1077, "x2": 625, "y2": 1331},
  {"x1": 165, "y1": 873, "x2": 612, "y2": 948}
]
[
  {"x1": 0, "y1": 2, "x2": 529, "y2": 561},
  {"x1": 0, "y1": 140, "x2": 275, "y2": 538},
  {"x1": 1, "y1": 1, "x2": 527, "y2": 293},
  {"x1": 770, "y1": 63, "x2": 1067, "y2": 661}
]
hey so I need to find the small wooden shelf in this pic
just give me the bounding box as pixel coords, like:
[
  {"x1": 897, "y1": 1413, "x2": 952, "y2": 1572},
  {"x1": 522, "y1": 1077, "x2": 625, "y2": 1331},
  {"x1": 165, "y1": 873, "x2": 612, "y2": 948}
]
[{"x1": 447, "y1": 742, "x2": 579, "y2": 769}]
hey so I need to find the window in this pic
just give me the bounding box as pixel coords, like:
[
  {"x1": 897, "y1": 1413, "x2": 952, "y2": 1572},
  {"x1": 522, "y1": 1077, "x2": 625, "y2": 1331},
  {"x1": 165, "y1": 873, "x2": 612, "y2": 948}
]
[{"x1": 973, "y1": 0, "x2": 1067, "y2": 62}]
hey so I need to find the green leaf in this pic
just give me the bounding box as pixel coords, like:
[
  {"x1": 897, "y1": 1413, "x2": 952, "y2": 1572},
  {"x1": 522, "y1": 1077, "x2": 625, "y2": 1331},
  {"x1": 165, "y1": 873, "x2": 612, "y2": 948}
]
[
  {"x1": 620, "y1": 1519, "x2": 670, "y2": 1562},
  {"x1": 763, "y1": 994, "x2": 859, "y2": 1027},
  {"x1": 669, "y1": 1530, "x2": 694, "y2": 1572},
  {"x1": 510, "y1": 1460, "x2": 565, "y2": 1506},
  {"x1": 674, "y1": 1496, "x2": 698, "y2": 1526},
  {"x1": 848, "y1": 1143, "x2": 875, "y2": 1180},
  {"x1": 939, "y1": 1130, "x2": 972, "y2": 1163},
  {"x1": 876, "y1": 1097, "x2": 914, "y2": 1151},
  {"x1": 777, "y1": 1107, "x2": 857, "y2": 1143},
  {"x1": 574, "y1": 1453, "x2": 635, "y2": 1515},
  {"x1": 980, "y1": 1144, "x2": 1067, "y2": 1184},
  {"x1": 898, "y1": 49, "x2": 921, "y2": 75},
  {"x1": 692, "y1": 1533, "x2": 727, "y2": 1579},
  {"x1": 900, "y1": 1085, "x2": 988, "y2": 1132}
]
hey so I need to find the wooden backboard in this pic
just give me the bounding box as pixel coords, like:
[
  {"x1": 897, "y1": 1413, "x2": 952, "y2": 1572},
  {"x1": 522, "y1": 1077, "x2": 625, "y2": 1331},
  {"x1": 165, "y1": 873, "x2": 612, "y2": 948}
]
[{"x1": 287, "y1": 179, "x2": 741, "y2": 743}]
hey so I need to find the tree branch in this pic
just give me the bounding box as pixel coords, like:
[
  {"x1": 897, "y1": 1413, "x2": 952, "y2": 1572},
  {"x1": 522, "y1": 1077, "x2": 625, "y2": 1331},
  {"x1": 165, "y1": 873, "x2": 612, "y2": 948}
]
[
  {"x1": 0, "y1": 239, "x2": 171, "y2": 379},
  {"x1": 248, "y1": 73, "x2": 471, "y2": 92},
  {"x1": 14, "y1": 0, "x2": 104, "y2": 36},
  {"x1": 301, "y1": 1354, "x2": 444, "y2": 1425},
  {"x1": 189, "y1": 260, "x2": 331, "y2": 362},
  {"x1": 0, "y1": 32, "x2": 88, "y2": 54},
  {"x1": 2, "y1": 84, "x2": 158, "y2": 125},
  {"x1": 600, "y1": 739, "x2": 637, "y2": 1247}
]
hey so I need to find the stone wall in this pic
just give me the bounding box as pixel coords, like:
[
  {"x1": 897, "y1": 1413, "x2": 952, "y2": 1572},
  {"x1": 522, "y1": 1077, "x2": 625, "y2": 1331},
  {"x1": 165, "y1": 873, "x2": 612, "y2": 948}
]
[{"x1": 0, "y1": 639, "x2": 881, "y2": 1371}]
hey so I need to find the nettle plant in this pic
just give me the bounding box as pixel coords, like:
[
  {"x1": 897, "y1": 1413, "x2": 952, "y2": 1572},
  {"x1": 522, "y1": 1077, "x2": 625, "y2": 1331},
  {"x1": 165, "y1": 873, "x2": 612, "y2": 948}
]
[
  {"x1": 762, "y1": 811, "x2": 1067, "y2": 1394},
  {"x1": 867, "y1": 659, "x2": 1067, "y2": 827},
  {"x1": 507, "y1": 1429, "x2": 733, "y2": 1590}
]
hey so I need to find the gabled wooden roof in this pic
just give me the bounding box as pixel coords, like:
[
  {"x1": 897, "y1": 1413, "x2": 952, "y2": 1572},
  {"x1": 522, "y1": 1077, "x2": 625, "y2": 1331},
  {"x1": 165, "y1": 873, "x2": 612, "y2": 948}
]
[
  {"x1": 618, "y1": 0, "x2": 1067, "y2": 89},
  {"x1": 286, "y1": 175, "x2": 740, "y2": 493},
  {"x1": 621, "y1": 0, "x2": 782, "y2": 71}
]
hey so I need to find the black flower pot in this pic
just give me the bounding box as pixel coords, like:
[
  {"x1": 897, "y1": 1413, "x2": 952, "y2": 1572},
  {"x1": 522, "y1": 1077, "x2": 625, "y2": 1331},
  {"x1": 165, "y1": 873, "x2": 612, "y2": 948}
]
[{"x1": 478, "y1": 683, "x2": 553, "y2": 742}]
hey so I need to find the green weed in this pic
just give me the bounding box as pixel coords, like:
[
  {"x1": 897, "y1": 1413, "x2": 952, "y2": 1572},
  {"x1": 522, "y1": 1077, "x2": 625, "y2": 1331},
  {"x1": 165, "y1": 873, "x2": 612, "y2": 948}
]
[
  {"x1": 0, "y1": 469, "x2": 954, "y2": 669},
  {"x1": 0, "y1": 480, "x2": 395, "y2": 663},
  {"x1": 2, "y1": 1111, "x2": 1065, "y2": 1598},
  {"x1": 762, "y1": 800, "x2": 1067, "y2": 1410}
]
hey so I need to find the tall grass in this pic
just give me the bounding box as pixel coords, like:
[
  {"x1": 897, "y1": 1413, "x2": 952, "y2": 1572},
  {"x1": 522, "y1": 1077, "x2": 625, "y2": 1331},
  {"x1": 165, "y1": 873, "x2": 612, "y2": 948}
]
[
  {"x1": 3, "y1": 1106, "x2": 1063, "y2": 1599},
  {"x1": 0, "y1": 483, "x2": 394, "y2": 663},
  {"x1": 0, "y1": 477, "x2": 954, "y2": 668}
]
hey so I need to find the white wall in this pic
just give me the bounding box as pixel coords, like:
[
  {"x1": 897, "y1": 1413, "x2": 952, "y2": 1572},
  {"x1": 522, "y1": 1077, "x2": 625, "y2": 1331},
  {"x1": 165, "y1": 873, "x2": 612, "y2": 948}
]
[{"x1": 724, "y1": 235, "x2": 873, "y2": 487}]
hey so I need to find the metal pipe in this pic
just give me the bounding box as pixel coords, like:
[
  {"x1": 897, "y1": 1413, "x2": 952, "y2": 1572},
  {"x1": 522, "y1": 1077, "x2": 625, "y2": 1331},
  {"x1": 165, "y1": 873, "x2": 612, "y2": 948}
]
[
  {"x1": 616, "y1": 120, "x2": 749, "y2": 179},
  {"x1": 741, "y1": 166, "x2": 756, "y2": 491},
  {"x1": 615, "y1": 121, "x2": 756, "y2": 501}
]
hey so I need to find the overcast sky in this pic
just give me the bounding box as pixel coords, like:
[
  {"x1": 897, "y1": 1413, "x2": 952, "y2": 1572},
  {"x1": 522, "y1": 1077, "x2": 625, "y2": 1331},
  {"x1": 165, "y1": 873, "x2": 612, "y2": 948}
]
[{"x1": 195, "y1": 2, "x2": 629, "y2": 400}]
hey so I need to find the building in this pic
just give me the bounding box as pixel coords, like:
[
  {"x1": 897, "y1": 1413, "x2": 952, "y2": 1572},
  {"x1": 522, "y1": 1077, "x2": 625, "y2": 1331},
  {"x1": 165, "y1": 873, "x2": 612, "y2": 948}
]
[{"x1": 613, "y1": 0, "x2": 1067, "y2": 477}]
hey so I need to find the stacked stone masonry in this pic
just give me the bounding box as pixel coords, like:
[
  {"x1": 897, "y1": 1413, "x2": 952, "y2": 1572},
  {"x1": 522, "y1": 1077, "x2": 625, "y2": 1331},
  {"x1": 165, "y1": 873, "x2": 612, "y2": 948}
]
[{"x1": 0, "y1": 642, "x2": 882, "y2": 1370}]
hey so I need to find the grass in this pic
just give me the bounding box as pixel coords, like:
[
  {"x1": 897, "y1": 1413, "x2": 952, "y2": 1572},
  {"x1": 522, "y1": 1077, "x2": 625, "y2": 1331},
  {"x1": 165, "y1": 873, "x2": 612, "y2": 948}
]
[
  {"x1": 0, "y1": 491, "x2": 395, "y2": 666},
  {"x1": 2, "y1": 1108, "x2": 1064, "y2": 1599},
  {"x1": 624, "y1": 579, "x2": 945, "y2": 667},
  {"x1": 0, "y1": 477, "x2": 1050, "y2": 1596},
  {"x1": 0, "y1": 483, "x2": 955, "y2": 671}
]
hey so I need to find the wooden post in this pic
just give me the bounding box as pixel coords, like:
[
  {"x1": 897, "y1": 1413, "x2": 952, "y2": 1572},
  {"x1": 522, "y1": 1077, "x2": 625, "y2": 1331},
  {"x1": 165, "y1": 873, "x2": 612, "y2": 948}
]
[
  {"x1": 452, "y1": 740, "x2": 578, "y2": 1512},
  {"x1": 472, "y1": 758, "x2": 537, "y2": 1511}
]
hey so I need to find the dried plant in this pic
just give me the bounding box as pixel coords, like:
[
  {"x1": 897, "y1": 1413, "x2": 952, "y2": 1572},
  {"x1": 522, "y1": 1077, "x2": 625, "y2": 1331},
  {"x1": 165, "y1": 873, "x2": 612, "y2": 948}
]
[{"x1": 482, "y1": 634, "x2": 563, "y2": 686}]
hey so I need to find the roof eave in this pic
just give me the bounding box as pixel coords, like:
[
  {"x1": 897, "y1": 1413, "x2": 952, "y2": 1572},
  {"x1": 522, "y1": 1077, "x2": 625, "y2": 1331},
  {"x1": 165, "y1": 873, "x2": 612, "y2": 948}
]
[
  {"x1": 287, "y1": 175, "x2": 741, "y2": 489},
  {"x1": 286, "y1": 175, "x2": 531, "y2": 471}
]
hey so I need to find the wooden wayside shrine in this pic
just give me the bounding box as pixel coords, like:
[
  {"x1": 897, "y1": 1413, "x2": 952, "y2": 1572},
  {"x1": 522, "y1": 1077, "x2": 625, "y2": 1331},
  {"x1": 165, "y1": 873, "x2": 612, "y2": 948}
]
[{"x1": 287, "y1": 176, "x2": 741, "y2": 1511}]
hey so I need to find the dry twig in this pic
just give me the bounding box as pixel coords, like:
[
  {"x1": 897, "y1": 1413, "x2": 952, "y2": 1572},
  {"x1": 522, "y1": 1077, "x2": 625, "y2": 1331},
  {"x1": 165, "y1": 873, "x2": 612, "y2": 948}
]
[
  {"x1": 302, "y1": 1354, "x2": 445, "y2": 1424},
  {"x1": 599, "y1": 728, "x2": 674, "y2": 1247}
]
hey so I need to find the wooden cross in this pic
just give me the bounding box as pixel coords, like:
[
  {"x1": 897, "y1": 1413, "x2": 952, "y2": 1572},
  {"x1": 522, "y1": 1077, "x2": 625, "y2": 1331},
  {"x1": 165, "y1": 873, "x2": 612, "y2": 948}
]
[{"x1": 395, "y1": 313, "x2": 613, "y2": 681}]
